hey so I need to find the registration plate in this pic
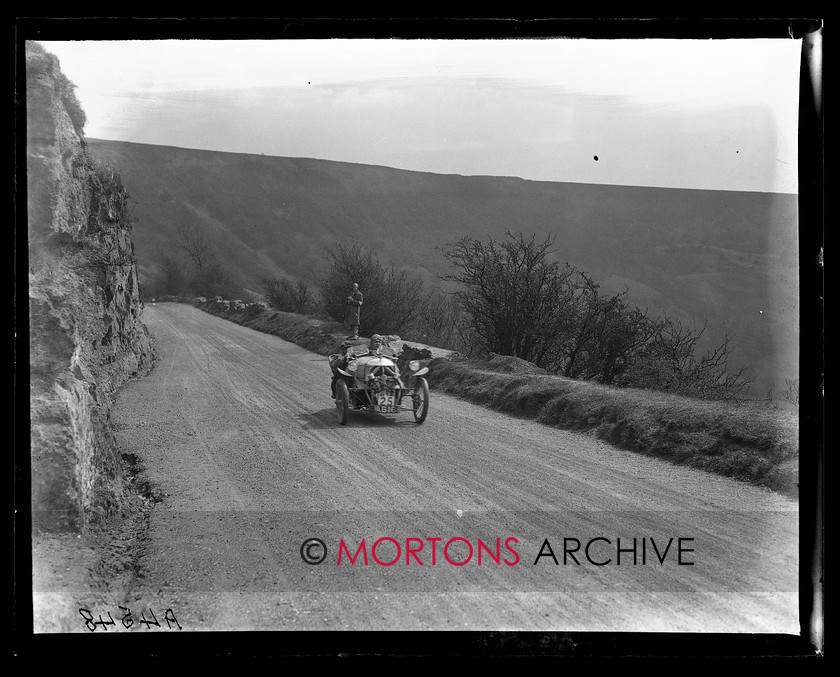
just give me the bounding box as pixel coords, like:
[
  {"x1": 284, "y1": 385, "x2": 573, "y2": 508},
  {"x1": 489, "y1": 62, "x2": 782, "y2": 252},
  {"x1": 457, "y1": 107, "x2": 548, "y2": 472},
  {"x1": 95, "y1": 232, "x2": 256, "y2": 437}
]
[{"x1": 376, "y1": 394, "x2": 397, "y2": 413}]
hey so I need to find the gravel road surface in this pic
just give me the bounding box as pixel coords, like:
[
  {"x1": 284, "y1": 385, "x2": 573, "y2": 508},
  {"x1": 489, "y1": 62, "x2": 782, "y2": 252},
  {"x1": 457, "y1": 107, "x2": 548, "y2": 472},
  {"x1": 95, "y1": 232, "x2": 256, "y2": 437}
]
[{"x1": 110, "y1": 303, "x2": 798, "y2": 632}]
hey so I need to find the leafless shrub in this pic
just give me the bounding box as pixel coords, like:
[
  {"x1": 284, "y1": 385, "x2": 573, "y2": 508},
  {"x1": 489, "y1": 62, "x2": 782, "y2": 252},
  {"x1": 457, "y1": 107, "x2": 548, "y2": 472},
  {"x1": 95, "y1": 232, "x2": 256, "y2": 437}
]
[
  {"x1": 441, "y1": 230, "x2": 753, "y2": 400},
  {"x1": 261, "y1": 276, "x2": 315, "y2": 314},
  {"x1": 318, "y1": 240, "x2": 426, "y2": 336},
  {"x1": 174, "y1": 223, "x2": 215, "y2": 272}
]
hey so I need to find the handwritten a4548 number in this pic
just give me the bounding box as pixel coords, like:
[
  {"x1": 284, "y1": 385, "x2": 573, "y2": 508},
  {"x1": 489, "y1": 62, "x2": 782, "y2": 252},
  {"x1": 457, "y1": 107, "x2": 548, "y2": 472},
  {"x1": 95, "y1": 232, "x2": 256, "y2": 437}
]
[{"x1": 79, "y1": 607, "x2": 181, "y2": 631}]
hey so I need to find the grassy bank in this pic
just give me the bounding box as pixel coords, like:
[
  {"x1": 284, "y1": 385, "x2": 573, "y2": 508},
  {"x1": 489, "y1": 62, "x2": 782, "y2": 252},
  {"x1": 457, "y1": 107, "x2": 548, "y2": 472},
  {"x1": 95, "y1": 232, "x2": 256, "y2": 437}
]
[
  {"x1": 175, "y1": 298, "x2": 798, "y2": 498},
  {"x1": 427, "y1": 359, "x2": 799, "y2": 497}
]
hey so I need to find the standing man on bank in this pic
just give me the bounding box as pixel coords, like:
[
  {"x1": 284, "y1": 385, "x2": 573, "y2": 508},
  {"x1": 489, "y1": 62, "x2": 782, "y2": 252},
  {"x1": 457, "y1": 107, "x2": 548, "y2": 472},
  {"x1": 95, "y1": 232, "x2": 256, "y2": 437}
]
[{"x1": 344, "y1": 282, "x2": 363, "y2": 339}]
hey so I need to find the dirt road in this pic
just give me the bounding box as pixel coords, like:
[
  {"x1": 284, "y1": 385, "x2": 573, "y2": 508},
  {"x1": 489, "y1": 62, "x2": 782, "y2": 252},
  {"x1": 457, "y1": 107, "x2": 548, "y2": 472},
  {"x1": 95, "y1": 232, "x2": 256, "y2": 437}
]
[{"x1": 108, "y1": 303, "x2": 798, "y2": 632}]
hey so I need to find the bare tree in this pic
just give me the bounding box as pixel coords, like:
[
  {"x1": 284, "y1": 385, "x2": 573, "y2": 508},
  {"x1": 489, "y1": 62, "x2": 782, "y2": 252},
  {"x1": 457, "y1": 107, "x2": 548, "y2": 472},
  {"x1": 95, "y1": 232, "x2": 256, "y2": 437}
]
[
  {"x1": 261, "y1": 276, "x2": 315, "y2": 314},
  {"x1": 174, "y1": 223, "x2": 215, "y2": 272},
  {"x1": 318, "y1": 240, "x2": 426, "y2": 335},
  {"x1": 618, "y1": 318, "x2": 753, "y2": 400},
  {"x1": 441, "y1": 230, "x2": 753, "y2": 400},
  {"x1": 440, "y1": 231, "x2": 573, "y2": 364}
]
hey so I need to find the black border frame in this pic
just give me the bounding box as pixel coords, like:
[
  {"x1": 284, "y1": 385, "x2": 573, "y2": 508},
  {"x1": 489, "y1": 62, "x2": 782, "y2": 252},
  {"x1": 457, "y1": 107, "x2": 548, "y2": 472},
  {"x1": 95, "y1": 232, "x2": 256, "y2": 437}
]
[{"x1": 13, "y1": 16, "x2": 823, "y2": 661}]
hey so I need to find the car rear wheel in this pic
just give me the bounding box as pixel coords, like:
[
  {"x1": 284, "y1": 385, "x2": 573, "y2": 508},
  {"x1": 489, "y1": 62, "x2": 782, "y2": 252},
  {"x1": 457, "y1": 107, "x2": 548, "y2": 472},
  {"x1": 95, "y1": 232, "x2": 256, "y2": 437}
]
[
  {"x1": 336, "y1": 380, "x2": 350, "y2": 425},
  {"x1": 412, "y1": 377, "x2": 429, "y2": 424}
]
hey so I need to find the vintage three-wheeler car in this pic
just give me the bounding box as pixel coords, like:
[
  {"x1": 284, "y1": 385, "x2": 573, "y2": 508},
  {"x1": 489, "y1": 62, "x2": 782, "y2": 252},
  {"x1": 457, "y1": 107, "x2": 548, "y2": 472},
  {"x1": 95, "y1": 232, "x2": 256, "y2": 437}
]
[{"x1": 329, "y1": 338, "x2": 429, "y2": 425}]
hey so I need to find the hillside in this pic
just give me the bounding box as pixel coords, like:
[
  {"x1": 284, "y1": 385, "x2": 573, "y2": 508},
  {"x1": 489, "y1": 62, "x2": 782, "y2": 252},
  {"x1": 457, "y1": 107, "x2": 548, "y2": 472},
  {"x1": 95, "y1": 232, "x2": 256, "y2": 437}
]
[{"x1": 86, "y1": 139, "x2": 799, "y2": 397}]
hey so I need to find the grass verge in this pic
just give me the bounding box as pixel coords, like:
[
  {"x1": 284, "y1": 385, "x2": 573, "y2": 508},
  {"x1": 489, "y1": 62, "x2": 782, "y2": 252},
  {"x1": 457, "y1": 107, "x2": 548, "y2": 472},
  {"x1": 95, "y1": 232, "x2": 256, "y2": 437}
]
[{"x1": 428, "y1": 359, "x2": 798, "y2": 498}]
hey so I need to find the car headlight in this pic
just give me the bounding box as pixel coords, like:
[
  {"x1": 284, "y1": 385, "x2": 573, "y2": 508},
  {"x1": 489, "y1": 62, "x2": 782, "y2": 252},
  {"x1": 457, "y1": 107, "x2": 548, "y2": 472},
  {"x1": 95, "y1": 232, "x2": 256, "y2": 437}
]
[
  {"x1": 408, "y1": 360, "x2": 420, "y2": 372},
  {"x1": 347, "y1": 360, "x2": 358, "y2": 372}
]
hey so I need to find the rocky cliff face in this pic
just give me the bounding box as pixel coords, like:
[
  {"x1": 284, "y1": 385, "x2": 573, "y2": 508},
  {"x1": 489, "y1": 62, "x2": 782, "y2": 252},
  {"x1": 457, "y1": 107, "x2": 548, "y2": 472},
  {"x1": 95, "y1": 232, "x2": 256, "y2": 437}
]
[{"x1": 27, "y1": 42, "x2": 153, "y2": 531}]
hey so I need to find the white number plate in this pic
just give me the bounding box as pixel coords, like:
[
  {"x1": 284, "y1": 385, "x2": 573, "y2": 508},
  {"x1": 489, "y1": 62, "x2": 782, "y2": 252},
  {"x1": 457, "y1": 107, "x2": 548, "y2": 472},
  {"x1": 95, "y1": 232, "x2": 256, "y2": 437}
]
[{"x1": 375, "y1": 393, "x2": 398, "y2": 413}]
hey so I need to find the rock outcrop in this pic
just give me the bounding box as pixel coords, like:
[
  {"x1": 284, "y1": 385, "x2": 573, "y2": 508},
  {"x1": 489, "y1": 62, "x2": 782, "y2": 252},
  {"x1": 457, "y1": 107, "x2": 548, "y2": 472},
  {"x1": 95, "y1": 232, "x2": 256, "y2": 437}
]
[{"x1": 27, "y1": 42, "x2": 153, "y2": 531}]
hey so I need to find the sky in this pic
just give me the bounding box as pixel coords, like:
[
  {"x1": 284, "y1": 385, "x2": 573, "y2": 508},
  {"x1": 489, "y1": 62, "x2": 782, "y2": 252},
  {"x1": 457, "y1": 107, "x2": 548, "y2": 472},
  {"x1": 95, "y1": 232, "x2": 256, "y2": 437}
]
[{"x1": 40, "y1": 38, "x2": 802, "y2": 194}]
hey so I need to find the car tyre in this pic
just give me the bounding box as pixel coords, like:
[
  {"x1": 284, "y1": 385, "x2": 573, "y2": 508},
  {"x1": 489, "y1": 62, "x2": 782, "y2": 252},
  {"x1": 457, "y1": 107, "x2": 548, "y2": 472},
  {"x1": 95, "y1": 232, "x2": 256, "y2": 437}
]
[
  {"x1": 412, "y1": 377, "x2": 429, "y2": 424},
  {"x1": 336, "y1": 379, "x2": 350, "y2": 425}
]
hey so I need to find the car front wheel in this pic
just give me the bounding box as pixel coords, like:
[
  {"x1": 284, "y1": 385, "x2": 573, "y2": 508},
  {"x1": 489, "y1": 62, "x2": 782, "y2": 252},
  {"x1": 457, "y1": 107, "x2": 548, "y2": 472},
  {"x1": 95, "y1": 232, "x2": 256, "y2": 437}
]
[
  {"x1": 412, "y1": 377, "x2": 429, "y2": 424},
  {"x1": 336, "y1": 379, "x2": 350, "y2": 425}
]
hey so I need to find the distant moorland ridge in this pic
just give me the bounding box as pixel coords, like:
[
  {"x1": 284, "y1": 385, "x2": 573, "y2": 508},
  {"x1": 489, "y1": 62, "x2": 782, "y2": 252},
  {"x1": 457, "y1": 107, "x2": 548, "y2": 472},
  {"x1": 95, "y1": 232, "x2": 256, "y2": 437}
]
[{"x1": 87, "y1": 139, "x2": 799, "y2": 397}]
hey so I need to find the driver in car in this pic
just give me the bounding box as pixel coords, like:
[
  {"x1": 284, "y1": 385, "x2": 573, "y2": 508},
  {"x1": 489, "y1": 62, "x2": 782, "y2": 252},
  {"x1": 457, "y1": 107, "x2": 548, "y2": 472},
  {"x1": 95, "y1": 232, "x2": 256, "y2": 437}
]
[
  {"x1": 366, "y1": 334, "x2": 384, "y2": 354},
  {"x1": 331, "y1": 335, "x2": 391, "y2": 396}
]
